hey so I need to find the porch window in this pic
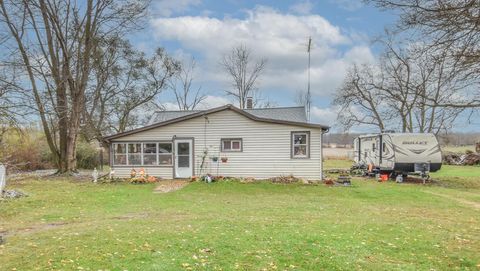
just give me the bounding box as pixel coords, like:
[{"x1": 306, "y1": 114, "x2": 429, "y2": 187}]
[
  {"x1": 113, "y1": 143, "x2": 127, "y2": 165},
  {"x1": 292, "y1": 132, "x2": 309, "y2": 158},
  {"x1": 112, "y1": 142, "x2": 173, "y2": 166},
  {"x1": 143, "y1": 143, "x2": 157, "y2": 165},
  {"x1": 128, "y1": 143, "x2": 142, "y2": 165},
  {"x1": 221, "y1": 138, "x2": 242, "y2": 152},
  {"x1": 158, "y1": 143, "x2": 173, "y2": 165}
]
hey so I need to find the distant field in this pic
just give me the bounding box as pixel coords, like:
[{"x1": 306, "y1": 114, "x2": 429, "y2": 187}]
[
  {"x1": 441, "y1": 145, "x2": 476, "y2": 153},
  {"x1": 323, "y1": 147, "x2": 353, "y2": 159}
]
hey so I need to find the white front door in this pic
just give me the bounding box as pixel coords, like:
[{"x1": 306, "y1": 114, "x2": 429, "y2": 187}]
[{"x1": 175, "y1": 139, "x2": 193, "y2": 178}]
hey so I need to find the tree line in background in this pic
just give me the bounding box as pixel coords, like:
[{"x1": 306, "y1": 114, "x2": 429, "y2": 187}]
[
  {"x1": 0, "y1": 0, "x2": 268, "y2": 173},
  {"x1": 324, "y1": 132, "x2": 480, "y2": 147},
  {"x1": 334, "y1": 0, "x2": 480, "y2": 133}
]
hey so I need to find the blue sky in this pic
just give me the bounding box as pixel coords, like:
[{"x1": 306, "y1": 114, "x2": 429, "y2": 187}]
[{"x1": 131, "y1": 0, "x2": 478, "y2": 132}]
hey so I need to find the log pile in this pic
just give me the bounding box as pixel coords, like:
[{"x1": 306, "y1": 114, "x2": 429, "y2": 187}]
[{"x1": 443, "y1": 151, "x2": 480, "y2": 166}]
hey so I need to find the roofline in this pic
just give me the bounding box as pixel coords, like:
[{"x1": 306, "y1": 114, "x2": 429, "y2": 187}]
[
  {"x1": 104, "y1": 104, "x2": 329, "y2": 142},
  {"x1": 356, "y1": 132, "x2": 437, "y2": 138},
  {"x1": 150, "y1": 105, "x2": 305, "y2": 114},
  {"x1": 243, "y1": 105, "x2": 306, "y2": 110}
]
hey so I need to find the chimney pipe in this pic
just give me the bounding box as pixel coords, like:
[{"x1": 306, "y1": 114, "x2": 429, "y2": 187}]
[{"x1": 246, "y1": 97, "x2": 253, "y2": 109}]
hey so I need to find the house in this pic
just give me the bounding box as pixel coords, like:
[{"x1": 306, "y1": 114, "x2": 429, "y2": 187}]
[{"x1": 103, "y1": 102, "x2": 329, "y2": 180}]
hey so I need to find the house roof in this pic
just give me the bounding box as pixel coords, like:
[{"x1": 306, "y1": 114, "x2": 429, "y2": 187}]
[
  {"x1": 104, "y1": 104, "x2": 329, "y2": 141},
  {"x1": 147, "y1": 106, "x2": 308, "y2": 124}
]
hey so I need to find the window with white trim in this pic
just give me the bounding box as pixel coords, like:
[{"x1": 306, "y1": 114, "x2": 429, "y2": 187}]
[
  {"x1": 158, "y1": 143, "x2": 173, "y2": 165},
  {"x1": 113, "y1": 143, "x2": 127, "y2": 165},
  {"x1": 292, "y1": 132, "x2": 309, "y2": 158},
  {"x1": 112, "y1": 142, "x2": 173, "y2": 166},
  {"x1": 143, "y1": 143, "x2": 157, "y2": 165},
  {"x1": 128, "y1": 143, "x2": 142, "y2": 165},
  {"x1": 221, "y1": 139, "x2": 242, "y2": 152}
]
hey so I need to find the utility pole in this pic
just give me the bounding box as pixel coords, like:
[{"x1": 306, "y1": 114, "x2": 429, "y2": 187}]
[{"x1": 306, "y1": 36, "x2": 312, "y2": 122}]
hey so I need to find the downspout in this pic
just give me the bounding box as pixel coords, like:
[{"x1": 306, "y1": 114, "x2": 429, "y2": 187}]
[{"x1": 321, "y1": 127, "x2": 330, "y2": 180}]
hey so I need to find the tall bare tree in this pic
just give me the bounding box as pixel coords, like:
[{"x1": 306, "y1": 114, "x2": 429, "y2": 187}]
[
  {"x1": 0, "y1": 0, "x2": 148, "y2": 173},
  {"x1": 221, "y1": 44, "x2": 267, "y2": 108},
  {"x1": 83, "y1": 37, "x2": 180, "y2": 141},
  {"x1": 366, "y1": 0, "x2": 480, "y2": 107},
  {"x1": 169, "y1": 57, "x2": 206, "y2": 110},
  {"x1": 334, "y1": 37, "x2": 468, "y2": 134}
]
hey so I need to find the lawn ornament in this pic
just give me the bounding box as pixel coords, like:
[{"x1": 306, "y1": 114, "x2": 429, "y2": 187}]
[
  {"x1": 109, "y1": 169, "x2": 115, "y2": 179},
  {"x1": 92, "y1": 168, "x2": 98, "y2": 183},
  {"x1": 0, "y1": 164, "x2": 5, "y2": 193}
]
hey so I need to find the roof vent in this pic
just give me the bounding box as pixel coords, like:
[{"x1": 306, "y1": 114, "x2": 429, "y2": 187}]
[{"x1": 246, "y1": 97, "x2": 253, "y2": 109}]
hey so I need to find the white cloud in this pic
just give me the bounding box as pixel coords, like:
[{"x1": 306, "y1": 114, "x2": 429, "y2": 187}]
[
  {"x1": 311, "y1": 105, "x2": 341, "y2": 127},
  {"x1": 160, "y1": 95, "x2": 233, "y2": 111},
  {"x1": 152, "y1": 0, "x2": 202, "y2": 17},
  {"x1": 198, "y1": 95, "x2": 233, "y2": 109},
  {"x1": 289, "y1": 0, "x2": 314, "y2": 15},
  {"x1": 150, "y1": 6, "x2": 374, "y2": 98}
]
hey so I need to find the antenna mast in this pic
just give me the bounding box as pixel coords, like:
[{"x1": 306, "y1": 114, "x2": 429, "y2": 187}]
[{"x1": 306, "y1": 36, "x2": 312, "y2": 122}]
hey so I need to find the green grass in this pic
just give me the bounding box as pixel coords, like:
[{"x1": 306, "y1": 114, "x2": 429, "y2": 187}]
[
  {"x1": 1, "y1": 171, "x2": 479, "y2": 270},
  {"x1": 430, "y1": 164, "x2": 480, "y2": 190},
  {"x1": 324, "y1": 159, "x2": 353, "y2": 169}
]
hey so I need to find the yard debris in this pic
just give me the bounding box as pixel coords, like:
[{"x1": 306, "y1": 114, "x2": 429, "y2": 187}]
[
  {"x1": 323, "y1": 176, "x2": 352, "y2": 186},
  {"x1": 443, "y1": 151, "x2": 480, "y2": 165},
  {"x1": 268, "y1": 175, "x2": 301, "y2": 184},
  {"x1": 153, "y1": 180, "x2": 189, "y2": 193},
  {"x1": 337, "y1": 175, "x2": 351, "y2": 186},
  {"x1": 325, "y1": 168, "x2": 350, "y2": 174},
  {"x1": 240, "y1": 177, "x2": 256, "y2": 183},
  {"x1": 323, "y1": 178, "x2": 335, "y2": 185},
  {"x1": 197, "y1": 174, "x2": 227, "y2": 183},
  {"x1": 1, "y1": 189, "x2": 28, "y2": 199},
  {"x1": 401, "y1": 176, "x2": 435, "y2": 184}
]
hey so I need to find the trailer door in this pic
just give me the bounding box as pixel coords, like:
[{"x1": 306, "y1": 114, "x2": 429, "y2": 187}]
[{"x1": 375, "y1": 136, "x2": 382, "y2": 167}]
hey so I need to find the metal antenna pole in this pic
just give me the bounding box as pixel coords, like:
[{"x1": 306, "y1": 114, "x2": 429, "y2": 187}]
[{"x1": 307, "y1": 36, "x2": 312, "y2": 122}]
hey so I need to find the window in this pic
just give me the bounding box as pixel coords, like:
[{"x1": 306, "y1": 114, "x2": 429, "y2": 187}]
[
  {"x1": 158, "y1": 143, "x2": 173, "y2": 165},
  {"x1": 292, "y1": 132, "x2": 309, "y2": 158},
  {"x1": 113, "y1": 143, "x2": 127, "y2": 165},
  {"x1": 143, "y1": 143, "x2": 157, "y2": 165},
  {"x1": 128, "y1": 143, "x2": 142, "y2": 165},
  {"x1": 221, "y1": 139, "x2": 242, "y2": 152},
  {"x1": 382, "y1": 142, "x2": 386, "y2": 153},
  {"x1": 112, "y1": 142, "x2": 173, "y2": 166}
]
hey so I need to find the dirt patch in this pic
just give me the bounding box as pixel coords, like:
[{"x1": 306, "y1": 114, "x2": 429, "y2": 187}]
[
  {"x1": 424, "y1": 191, "x2": 480, "y2": 210},
  {"x1": 0, "y1": 221, "x2": 71, "y2": 239},
  {"x1": 153, "y1": 180, "x2": 190, "y2": 193},
  {"x1": 112, "y1": 213, "x2": 149, "y2": 220}
]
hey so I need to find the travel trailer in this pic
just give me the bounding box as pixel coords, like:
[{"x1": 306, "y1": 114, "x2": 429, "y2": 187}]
[{"x1": 353, "y1": 133, "x2": 442, "y2": 177}]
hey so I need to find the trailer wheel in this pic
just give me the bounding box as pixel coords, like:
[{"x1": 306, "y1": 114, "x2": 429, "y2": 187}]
[{"x1": 389, "y1": 172, "x2": 398, "y2": 180}]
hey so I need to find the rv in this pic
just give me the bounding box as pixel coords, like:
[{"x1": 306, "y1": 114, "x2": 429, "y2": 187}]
[{"x1": 353, "y1": 133, "x2": 442, "y2": 177}]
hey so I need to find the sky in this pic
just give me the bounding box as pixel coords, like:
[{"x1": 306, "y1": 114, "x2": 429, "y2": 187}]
[{"x1": 130, "y1": 0, "x2": 478, "y2": 132}]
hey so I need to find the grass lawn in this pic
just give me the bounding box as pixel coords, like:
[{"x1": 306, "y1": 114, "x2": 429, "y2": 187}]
[
  {"x1": 1, "y1": 164, "x2": 479, "y2": 270},
  {"x1": 324, "y1": 159, "x2": 353, "y2": 169}
]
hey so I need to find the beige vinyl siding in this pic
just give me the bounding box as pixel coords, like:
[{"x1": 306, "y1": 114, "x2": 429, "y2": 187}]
[{"x1": 111, "y1": 109, "x2": 323, "y2": 180}]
